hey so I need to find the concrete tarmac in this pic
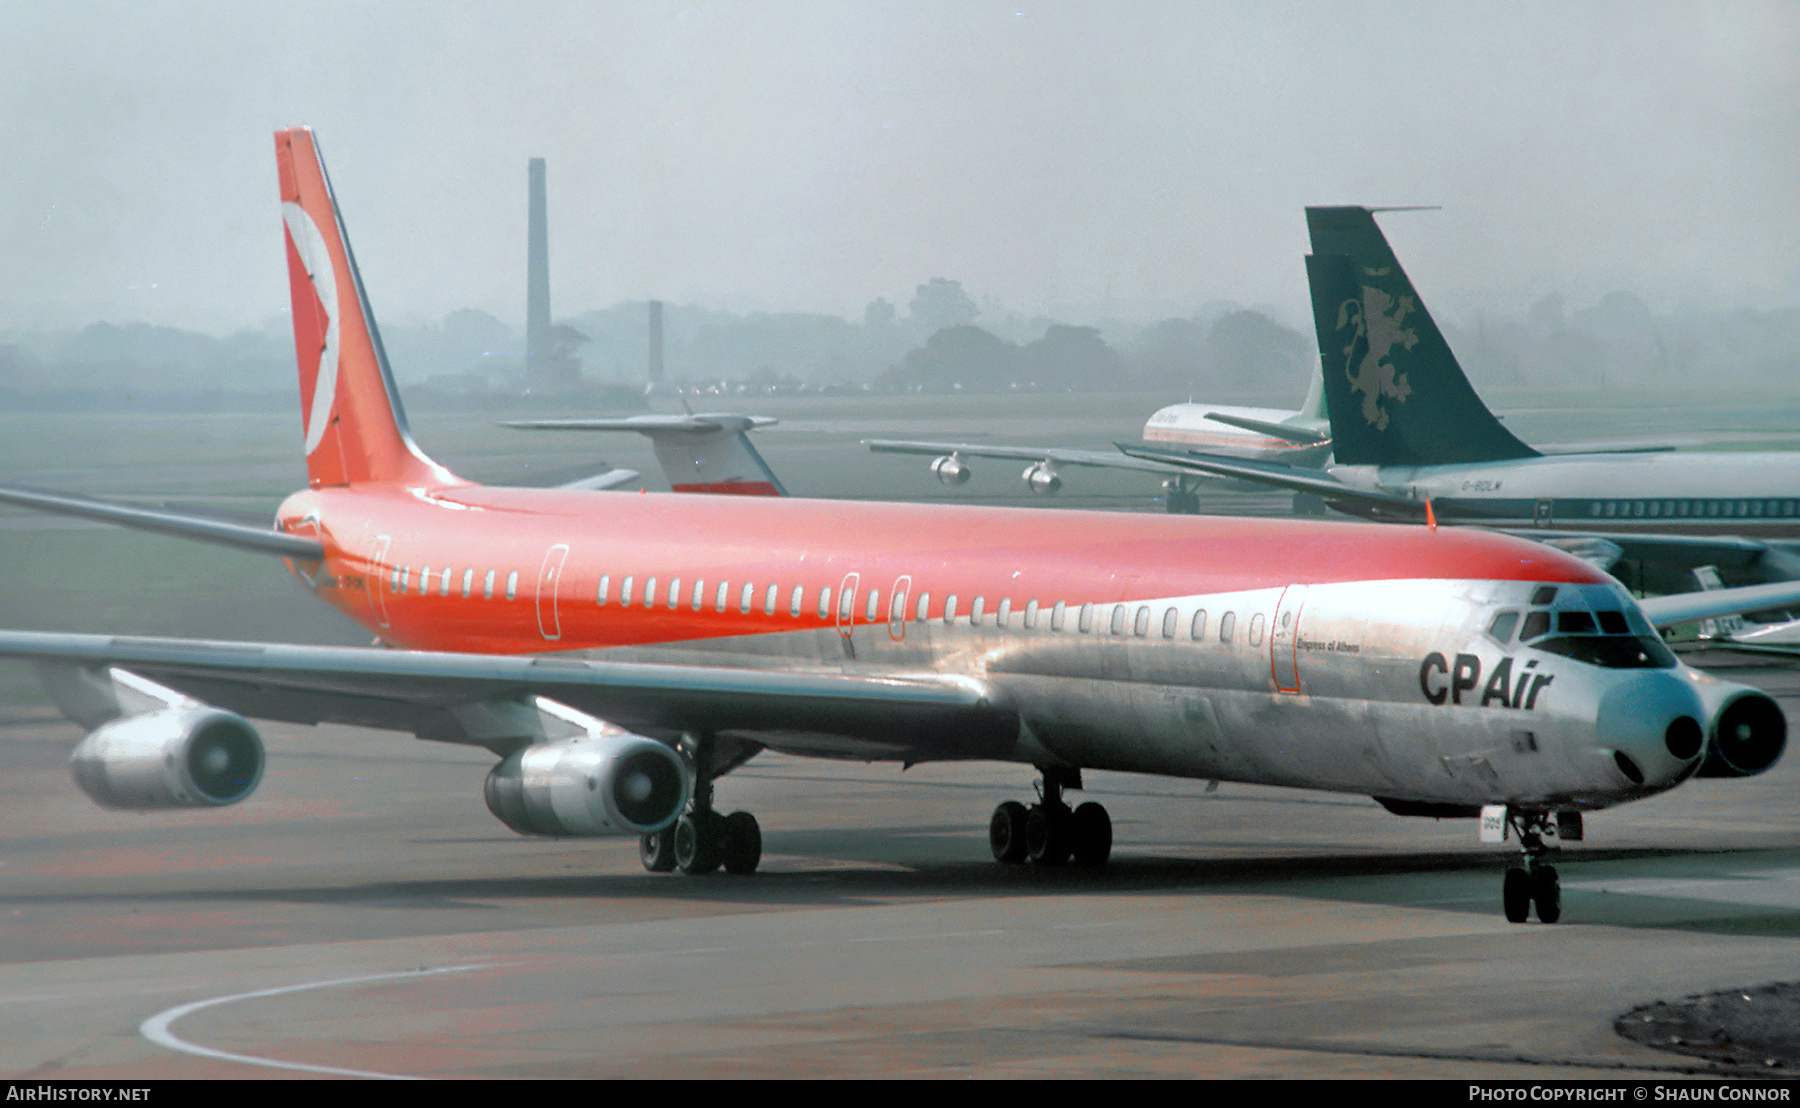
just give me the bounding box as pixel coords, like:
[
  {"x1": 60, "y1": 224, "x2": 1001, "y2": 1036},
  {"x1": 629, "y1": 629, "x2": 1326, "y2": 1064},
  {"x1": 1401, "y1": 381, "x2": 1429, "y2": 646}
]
[{"x1": 2, "y1": 655, "x2": 1796, "y2": 1079}]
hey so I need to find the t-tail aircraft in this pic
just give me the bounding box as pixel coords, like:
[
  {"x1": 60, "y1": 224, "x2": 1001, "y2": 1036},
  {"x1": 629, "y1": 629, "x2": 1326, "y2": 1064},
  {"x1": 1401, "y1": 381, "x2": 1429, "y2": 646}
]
[
  {"x1": 0, "y1": 133, "x2": 1792, "y2": 925},
  {"x1": 1123, "y1": 207, "x2": 1800, "y2": 587}
]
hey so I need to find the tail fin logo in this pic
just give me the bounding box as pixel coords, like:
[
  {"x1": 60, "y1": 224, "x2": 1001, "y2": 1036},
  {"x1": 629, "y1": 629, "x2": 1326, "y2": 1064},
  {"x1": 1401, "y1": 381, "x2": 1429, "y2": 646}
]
[
  {"x1": 1334, "y1": 271, "x2": 1417, "y2": 431},
  {"x1": 281, "y1": 201, "x2": 340, "y2": 457}
]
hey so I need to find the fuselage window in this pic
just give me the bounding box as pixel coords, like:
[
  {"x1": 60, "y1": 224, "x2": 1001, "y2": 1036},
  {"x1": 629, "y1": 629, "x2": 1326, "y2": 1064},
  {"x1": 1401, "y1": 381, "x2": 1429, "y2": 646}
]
[
  {"x1": 462, "y1": 568, "x2": 474, "y2": 598},
  {"x1": 866, "y1": 589, "x2": 881, "y2": 623},
  {"x1": 1162, "y1": 607, "x2": 1178, "y2": 639},
  {"x1": 998, "y1": 599, "x2": 1012, "y2": 626},
  {"x1": 620, "y1": 575, "x2": 634, "y2": 606},
  {"x1": 484, "y1": 569, "x2": 496, "y2": 600},
  {"x1": 1134, "y1": 605, "x2": 1151, "y2": 637},
  {"x1": 764, "y1": 583, "x2": 779, "y2": 616},
  {"x1": 692, "y1": 579, "x2": 705, "y2": 611},
  {"x1": 1249, "y1": 612, "x2": 1265, "y2": 647},
  {"x1": 944, "y1": 594, "x2": 958, "y2": 624},
  {"x1": 505, "y1": 570, "x2": 519, "y2": 601},
  {"x1": 740, "y1": 582, "x2": 755, "y2": 614},
  {"x1": 916, "y1": 592, "x2": 930, "y2": 622},
  {"x1": 668, "y1": 578, "x2": 681, "y2": 610},
  {"x1": 1219, "y1": 611, "x2": 1235, "y2": 643},
  {"x1": 1024, "y1": 600, "x2": 1039, "y2": 629},
  {"x1": 1051, "y1": 600, "x2": 1067, "y2": 631},
  {"x1": 644, "y1": 576, "x2": 658, "y2": 608},
  {"x1": 421, "y1": 566, "x2": 431, "y2": 592},
  {"x1": 1110, "y1": 605, "x2": 1126, "y2": 635},
  {"x1": 392, "y1": 565, "x2": 404, "y2": 593},
  {"x1": 440, "y1": 569, "x2": 452, "y2": 597},
  {"x1": 970, "y1": 596, "x2": 984, "y2": 626},
  {"x1": 715, "y1": 581, "x2": 730, "y2": 613},
  {"x1": 1078, "y1": 602, "x2": 1094, "y2": 633},
  {"x1": 790, "y1": 585, "x2": 804, "y2": 617},
  {"x1": 1191, "y1": 608, "x2": 1208, "y2": 640},
  {"x1": 819, "y1": 587, "x2": 833, "y2": 620}
]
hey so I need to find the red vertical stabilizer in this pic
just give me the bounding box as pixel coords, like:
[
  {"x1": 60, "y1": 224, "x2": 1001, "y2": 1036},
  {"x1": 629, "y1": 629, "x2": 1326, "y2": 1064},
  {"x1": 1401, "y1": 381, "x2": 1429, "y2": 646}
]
[{"x1": 275, "y1": 128, "x2": 460, "y2": 489}]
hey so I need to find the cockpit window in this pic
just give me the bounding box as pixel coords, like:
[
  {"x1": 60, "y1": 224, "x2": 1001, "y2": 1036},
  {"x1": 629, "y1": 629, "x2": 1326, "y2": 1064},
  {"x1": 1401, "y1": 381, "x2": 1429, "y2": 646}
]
[
  {"x1": 1520, "y1": 610, "x2": 1552, "y2": 641},
  {"x1": 1529, "y1": 635, "x2": 1675, "y2": 669},
  {"x1": 1516, "y1": 587, "x2": 1675, "y2": 669},
  {"x1": 1556, "y1": 610, "x2": 1596, "y2": 634},
  {"x1": 1486, "y1": 611, "x2": 1519, "y2": 644}
]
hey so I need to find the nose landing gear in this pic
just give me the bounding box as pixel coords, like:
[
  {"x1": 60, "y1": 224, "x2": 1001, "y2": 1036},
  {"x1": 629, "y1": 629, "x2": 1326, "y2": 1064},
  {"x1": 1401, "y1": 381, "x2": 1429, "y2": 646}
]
[{"x1": 1497, "y1": 809, "x2": 1569, "y2": 923}]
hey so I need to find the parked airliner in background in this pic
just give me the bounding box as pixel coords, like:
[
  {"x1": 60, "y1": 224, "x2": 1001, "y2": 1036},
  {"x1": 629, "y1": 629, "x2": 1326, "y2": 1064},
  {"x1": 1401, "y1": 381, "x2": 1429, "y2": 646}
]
[
  {"x1": 1125, "y1": 207, "x2": 1800, "y2": 587},
  {"x1": 0, "y1": 132, "x2": 1791, "y2": 925},
  {"x1": 868, "y1": 375, "x2": 1330, "y2": 513}
]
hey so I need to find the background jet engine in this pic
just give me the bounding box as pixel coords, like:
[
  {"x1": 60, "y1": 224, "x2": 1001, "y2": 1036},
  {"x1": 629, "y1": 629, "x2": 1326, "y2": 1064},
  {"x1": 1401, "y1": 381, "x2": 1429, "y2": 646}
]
[
  {"x1": 69, "y1": 706, "x2": 265, "y2": 809},
  {"x1": 1022, "y1": 461, "x2": 1062, "y2": 495},
  {"x1": 1694, "y1": 683, "x2": 1786, "y2": 778},
  {"x1": 484, "y1": 732, "x2": 688, "y2": 837},
  {"x1": 930, "y1": 454, "x2": 971, "y2": 487}
]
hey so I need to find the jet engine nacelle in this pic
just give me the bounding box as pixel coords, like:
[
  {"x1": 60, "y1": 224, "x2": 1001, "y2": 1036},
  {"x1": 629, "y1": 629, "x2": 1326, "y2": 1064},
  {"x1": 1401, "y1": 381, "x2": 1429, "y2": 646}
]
[
  {"x1": 484, "y1": 732, "x2": 688, "y2": 837},
  {"x1": 1694, "y1": 682, "x2": 1786, "y2": 779},
  {"x1": 69, "y1": 707, "x2": 265, "y2": 809},
  {"x1": 931, "y1": 455, "x2": 971, "y2": 487},
  {"x1": 1022, "y1": 462, "x2": 1062, "y2": 495}
]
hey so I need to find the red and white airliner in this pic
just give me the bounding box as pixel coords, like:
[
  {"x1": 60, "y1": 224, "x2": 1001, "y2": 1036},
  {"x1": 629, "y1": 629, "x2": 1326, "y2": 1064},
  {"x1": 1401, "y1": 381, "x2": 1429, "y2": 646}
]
[{"x1": 0, "y1": 129, "x2": 1787, "y2": 924}]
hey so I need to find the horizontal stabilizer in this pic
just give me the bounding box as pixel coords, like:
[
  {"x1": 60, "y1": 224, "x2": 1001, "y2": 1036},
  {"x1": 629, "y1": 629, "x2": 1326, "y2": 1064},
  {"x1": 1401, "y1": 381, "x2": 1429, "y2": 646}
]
[
  {"x1": 0, "y1": 484, "x2": 323, "y2": 560},
  {"x1": 1202, "y1": 411, "x2": 1331, "y2": 446}
]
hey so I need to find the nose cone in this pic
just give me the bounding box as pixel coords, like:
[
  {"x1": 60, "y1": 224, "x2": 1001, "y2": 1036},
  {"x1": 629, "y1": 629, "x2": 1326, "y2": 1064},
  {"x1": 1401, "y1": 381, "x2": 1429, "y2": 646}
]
[{"x1": 1596, "y1": 672, "x2": 1706, "y2": 790}]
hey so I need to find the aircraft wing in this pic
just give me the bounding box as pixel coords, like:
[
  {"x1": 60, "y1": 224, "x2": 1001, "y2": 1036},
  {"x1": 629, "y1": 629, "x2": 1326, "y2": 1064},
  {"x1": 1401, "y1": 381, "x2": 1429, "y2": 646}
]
[
  {"x1": 0, "y1": 484, "x2": 323, "y2": 560},
  {"x1": 0, "y1": 630, "x2": 1019, "y2": 762},
  {"x1": 1114, "y1": 444, "x2": 1425, "y2": 516},
  {"x1": 865, "y1": 440, "x2": 1200, "y2": 476},
  {"x1": 1637, "y1": 581, "x2": 1800, "y2": 629}
]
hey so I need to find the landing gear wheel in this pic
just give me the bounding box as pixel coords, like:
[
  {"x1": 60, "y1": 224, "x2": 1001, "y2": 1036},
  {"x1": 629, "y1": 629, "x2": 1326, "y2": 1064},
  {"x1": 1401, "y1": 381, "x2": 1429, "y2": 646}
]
[
  {"x1": 1026, "y1": 804, "x2": 1072, "y2": 866},
  {"x1": 1503, "y1": 866, "x2": 1531, "y2": 924},
  {"x1": 675, "y1": 810, "x2": 725, "y2": 875},
  {"x1": 1070, "y1": 801, "x2": 1112, "y2": 867},
  {"x1": 639, "y1": 824, "x2": 677, "y2": 873},
  {"x1": 990, "y1": 801, "x2": 1029, "y2": 864},
  {"x1": 722, "y1": 810, "x2": 762, "y2": 875},
  {"x1": 1531, "y1": 864, "x2": 1561, "y2": 924}
]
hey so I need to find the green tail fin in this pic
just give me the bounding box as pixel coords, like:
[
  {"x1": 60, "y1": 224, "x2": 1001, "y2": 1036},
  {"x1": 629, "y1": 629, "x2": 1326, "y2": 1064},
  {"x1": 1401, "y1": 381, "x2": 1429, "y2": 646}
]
[{"x1": 1304, "y1": 207, "x2": 1536, "y2": 466}]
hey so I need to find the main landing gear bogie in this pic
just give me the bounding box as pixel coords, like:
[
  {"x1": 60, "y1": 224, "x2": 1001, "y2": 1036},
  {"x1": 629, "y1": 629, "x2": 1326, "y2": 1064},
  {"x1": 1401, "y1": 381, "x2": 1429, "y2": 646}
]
[
  {"x1": 990, "y1": 769, "x2": 1112, "y2": 868},
  {"x1": 640, "y1": 732, "x2": 763, "y2": 876}
]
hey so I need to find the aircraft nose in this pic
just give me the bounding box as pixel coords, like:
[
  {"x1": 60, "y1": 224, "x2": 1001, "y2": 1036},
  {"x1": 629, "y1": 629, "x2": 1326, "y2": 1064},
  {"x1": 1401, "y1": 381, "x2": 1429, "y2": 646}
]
[{"x1": 1595, "y1": 672, "x2": 1706, "y2": 789}]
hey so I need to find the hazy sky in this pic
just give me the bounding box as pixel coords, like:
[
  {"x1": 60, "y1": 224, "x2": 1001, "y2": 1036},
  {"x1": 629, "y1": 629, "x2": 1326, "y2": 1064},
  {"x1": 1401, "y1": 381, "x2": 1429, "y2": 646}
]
[{"x1": 2, "y1": 1, "x2": 1796, "y2": 334}]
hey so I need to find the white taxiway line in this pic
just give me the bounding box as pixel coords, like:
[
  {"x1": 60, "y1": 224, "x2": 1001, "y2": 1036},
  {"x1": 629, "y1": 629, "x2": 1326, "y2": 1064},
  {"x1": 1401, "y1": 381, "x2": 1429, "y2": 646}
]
[{"x1": 139, "y1": 964, "x2": 489, "y2": 1079}]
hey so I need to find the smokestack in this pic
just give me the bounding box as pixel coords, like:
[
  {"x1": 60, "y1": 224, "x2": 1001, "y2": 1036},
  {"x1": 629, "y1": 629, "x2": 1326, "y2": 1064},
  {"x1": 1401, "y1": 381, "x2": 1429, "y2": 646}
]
[
  {"x1": 648, "y1": 300, "x2": 664, "y2": 383},
  {"x1": 525, "y1": 157, "x2": 551, "y2": 388}
]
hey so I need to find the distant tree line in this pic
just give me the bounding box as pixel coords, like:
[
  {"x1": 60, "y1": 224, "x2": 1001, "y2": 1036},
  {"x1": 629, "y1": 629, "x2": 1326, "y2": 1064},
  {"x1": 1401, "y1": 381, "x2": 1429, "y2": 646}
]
[{"x1": 1, "y1": 278, "x2": 1795, "y2": 410}]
